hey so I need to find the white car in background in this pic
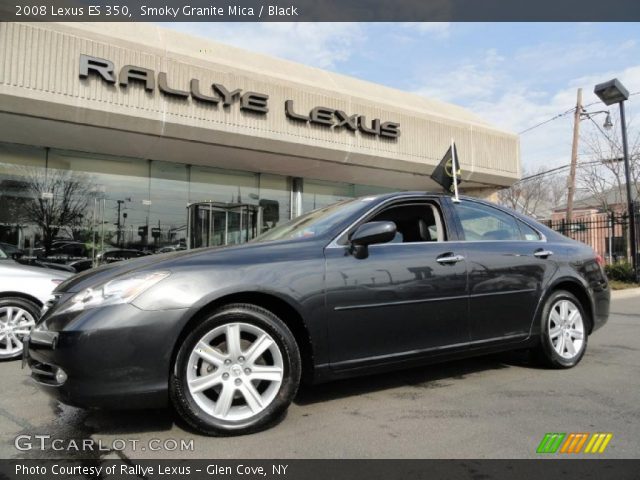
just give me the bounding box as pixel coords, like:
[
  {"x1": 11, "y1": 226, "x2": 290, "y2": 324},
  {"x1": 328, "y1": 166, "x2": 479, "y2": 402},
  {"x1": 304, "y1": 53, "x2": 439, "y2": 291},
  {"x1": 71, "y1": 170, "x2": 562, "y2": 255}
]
[{"x1": 0, "y1": 246, "x2": 72, "y2": 360}]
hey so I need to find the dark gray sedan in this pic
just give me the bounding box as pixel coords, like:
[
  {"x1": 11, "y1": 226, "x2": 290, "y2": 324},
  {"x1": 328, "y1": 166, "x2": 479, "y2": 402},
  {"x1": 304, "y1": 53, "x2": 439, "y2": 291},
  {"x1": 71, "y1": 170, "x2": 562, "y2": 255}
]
[{"x1": 26, "y1": 193, "x2": 609, "y2": 435}]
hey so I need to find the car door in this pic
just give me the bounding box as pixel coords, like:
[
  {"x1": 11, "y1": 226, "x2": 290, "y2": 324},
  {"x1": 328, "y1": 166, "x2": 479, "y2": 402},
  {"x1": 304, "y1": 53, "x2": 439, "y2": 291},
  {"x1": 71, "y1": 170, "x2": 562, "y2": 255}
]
[
  {"x1": 324, "y1": 197, "x2": 469, "y2": 369},
  {"x1": 452, "y1": 200, "x2": 556, "y2": 343}
]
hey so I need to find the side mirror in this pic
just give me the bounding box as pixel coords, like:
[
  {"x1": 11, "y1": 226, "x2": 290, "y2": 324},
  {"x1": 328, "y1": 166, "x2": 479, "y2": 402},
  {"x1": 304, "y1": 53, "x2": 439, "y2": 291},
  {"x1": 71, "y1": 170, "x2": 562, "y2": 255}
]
[{"x1": 350, "y1": 221, "x2": 397, "y2": 259}]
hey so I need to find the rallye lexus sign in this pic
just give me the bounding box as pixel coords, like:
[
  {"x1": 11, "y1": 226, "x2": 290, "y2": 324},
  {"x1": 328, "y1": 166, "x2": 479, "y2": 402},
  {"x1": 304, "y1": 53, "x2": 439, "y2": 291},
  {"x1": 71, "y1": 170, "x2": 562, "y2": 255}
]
[{"x1": 79, "y1": 54, "x2": 400, "y2": 139}]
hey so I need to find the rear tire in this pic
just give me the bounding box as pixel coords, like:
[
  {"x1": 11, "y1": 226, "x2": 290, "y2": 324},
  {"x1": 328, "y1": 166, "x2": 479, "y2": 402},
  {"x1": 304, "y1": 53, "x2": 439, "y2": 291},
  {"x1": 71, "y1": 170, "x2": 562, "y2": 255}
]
[
  {"x1": 0, "y1": 297, "x2": 39, "y2": 361},
  {"x1": 534, "y1": 290, "x2": 588, "y2": 369},
  {"x1": 170, "y1": 303, "x2": 301, "y2": 436}
]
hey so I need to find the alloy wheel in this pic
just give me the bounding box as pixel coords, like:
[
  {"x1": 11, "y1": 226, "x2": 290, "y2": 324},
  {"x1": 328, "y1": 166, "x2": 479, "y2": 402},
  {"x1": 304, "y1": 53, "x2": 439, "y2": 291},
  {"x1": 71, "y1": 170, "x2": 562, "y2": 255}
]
[
  {"x1": 0, "y1": 306, "x2": 36, "y2": 358},
  {"x1": 548, "y1": 299, "x2": 584, "y2": 360},
  {"x1": 186, "y1": 322, "x2": 284, "y2": 422}
]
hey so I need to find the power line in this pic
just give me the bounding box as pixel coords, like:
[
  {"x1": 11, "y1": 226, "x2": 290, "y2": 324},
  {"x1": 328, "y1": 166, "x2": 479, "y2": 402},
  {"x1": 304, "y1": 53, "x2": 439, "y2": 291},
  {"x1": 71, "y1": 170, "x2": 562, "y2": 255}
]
[
  {"x1": 518, "y1": 108, "x2": 574, "y2": 135},
  {"x1": 585, "y1": 113, "x2": 620, "y2": 150},
  {"x1": 518, "y1": 90, "x2": 639, "y2": 136},
  {"x1": 515, "y1": 158, "x2": 614, "y2": 183},
  {"x1": 509, "y1": 91, "x2": 640, "y2": 191}
]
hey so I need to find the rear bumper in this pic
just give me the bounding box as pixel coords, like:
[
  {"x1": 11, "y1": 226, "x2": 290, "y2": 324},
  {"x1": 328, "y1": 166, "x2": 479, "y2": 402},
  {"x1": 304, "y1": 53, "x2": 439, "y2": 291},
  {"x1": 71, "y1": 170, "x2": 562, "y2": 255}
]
[
  {"x1": 25, "y1": 304, "x2": 189, "y2": 409},
  {"x1": 591, "y1": 284, "x2": 610, "y2": 333}
]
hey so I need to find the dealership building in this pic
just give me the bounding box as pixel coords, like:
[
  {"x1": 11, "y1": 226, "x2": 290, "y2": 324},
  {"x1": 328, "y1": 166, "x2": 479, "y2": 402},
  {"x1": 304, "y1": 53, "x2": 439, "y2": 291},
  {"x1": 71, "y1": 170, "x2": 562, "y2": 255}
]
[{"x1": 0, "y1": 22, "x2": 519, "y2": 256}]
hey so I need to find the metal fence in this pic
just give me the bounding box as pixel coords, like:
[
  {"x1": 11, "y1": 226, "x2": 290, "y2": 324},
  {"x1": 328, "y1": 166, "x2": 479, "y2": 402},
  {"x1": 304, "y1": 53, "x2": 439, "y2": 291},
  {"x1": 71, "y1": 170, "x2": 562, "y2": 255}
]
[{"x1": 541, "y1": 212, "x2": 639, "y2": 264}]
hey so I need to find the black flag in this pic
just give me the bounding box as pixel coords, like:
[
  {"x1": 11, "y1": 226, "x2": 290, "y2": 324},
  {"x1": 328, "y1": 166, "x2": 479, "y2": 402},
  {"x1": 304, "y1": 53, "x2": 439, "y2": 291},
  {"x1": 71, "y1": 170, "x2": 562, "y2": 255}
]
[{"x1": 430, "y1": 143, "x2": 461, "y2": 194}]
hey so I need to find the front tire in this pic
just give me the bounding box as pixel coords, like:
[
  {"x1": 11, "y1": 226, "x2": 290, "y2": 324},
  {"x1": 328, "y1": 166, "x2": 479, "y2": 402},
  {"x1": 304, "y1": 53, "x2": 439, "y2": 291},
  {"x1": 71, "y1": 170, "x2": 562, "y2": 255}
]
[
  {"x1": 0, "y1": 297, "x2": 39, "y2": 361},
  {"x1": 534, "y1": 290, "x2": 588, "y2": 369},
  {"x1": 170, "y1": 304, "x2": 301, "y2": 436}
]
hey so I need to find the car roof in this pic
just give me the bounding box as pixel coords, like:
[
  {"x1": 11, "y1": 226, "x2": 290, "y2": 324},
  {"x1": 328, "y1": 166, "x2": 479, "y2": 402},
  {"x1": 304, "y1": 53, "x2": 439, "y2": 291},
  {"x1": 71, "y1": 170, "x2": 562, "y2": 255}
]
[
  {"x1": 362, "y1": 191, "x2": 486, "y2": 203},
  {"x1": 372, "y1": 191, "x2": 445, "y2": 199}
]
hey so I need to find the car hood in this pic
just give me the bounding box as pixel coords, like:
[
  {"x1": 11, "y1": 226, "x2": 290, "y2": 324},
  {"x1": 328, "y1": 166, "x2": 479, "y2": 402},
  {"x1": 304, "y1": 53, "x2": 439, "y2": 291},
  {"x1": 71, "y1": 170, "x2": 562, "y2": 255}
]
[
  {"x1": 55, "y1": 248, "x2": 209, "y2": 293},
  {"x1": 55, "y1": 239, "x2": 321, "y2": 293}
]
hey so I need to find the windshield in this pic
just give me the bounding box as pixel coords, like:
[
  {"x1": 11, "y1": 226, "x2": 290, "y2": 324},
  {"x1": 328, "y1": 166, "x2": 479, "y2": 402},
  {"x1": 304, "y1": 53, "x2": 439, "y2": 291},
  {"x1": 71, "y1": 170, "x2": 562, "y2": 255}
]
[
  {"x1": 253, "y1": 197, "x2": 376, "y2": 243},
  {"x1": 0, "y1": 247, "x2": 6, "y2": 260}
]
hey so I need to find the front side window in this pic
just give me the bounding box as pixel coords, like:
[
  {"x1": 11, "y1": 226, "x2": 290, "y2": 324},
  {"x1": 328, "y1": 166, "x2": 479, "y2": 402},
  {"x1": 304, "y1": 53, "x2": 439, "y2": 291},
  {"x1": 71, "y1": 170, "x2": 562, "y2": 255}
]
[
  {"x1": 455, "y1": 202, "x2": 522, "y2": 241},
  {"x1": 368, "y1": 202, "x2": 445, "y2": 243}
]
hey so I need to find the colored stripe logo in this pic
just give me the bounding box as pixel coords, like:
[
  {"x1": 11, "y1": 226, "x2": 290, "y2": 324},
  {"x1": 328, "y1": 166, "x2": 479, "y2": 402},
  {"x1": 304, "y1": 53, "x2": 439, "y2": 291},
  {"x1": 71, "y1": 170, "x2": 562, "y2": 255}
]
[
  {"x1": 537, "y1": 433, "x2": 613, "y2": 454},
  {"x1": 584, "y1": 433, "x2": 613, "y2": 453},
  {"x1": 537, "y1": 433, "x2": 566, "y2": 453}
]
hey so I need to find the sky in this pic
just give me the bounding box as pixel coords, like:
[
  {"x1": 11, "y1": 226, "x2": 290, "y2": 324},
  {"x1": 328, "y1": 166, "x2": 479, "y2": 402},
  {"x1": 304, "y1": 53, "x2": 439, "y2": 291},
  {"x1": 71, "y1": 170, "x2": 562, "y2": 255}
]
[{"x1": 163, "y1": 22, "x2": 640, "y2": 174}]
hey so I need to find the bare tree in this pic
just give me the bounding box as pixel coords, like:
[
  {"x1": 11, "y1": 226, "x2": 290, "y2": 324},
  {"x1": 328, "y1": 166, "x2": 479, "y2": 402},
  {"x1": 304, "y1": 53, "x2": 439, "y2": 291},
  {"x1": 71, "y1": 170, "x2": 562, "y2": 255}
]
[
  {"x1": 577, "y1": 110, "x2": 640, "y2": 212},
  {"x1": 20, "y1": 167, "x2": 95, "y2": 255},
  {"x1": 548, "y1": 174, "x2": 568, "y2": 207},
  {"x1": 497, "y1": 166, "x2": 551, "y2": 218}
]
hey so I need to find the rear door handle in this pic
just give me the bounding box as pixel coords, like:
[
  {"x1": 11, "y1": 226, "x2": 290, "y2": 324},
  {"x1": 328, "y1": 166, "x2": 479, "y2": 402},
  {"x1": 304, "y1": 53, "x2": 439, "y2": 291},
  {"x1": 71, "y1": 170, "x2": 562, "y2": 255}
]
[
  {"x1": 534, "y1": 249, "x2": 554, "y2": 258},
  {"x1": 436, "y1": 253, "x2": 465, "y2": 264}
]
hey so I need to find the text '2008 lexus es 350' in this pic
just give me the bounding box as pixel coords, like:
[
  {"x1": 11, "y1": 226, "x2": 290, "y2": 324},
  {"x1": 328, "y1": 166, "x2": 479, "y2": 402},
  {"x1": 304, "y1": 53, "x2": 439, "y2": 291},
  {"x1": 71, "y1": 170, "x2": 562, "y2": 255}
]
[{"x1": 25, "y1": 192, "x2": 609, "y2": 435}]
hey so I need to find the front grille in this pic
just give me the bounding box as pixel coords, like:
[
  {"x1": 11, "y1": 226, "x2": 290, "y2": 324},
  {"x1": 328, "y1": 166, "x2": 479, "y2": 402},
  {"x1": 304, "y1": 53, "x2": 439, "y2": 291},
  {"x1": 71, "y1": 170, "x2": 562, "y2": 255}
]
[{"x1": 29, "y1": 361, "x2": 58, "y2": 385}]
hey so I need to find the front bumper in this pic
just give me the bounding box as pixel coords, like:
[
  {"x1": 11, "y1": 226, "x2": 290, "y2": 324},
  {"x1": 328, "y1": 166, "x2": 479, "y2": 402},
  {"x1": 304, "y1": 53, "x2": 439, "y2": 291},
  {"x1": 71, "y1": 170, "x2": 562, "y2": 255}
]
[{"x1": 25, "y1": 303, "x2": 189, "y2": 409}]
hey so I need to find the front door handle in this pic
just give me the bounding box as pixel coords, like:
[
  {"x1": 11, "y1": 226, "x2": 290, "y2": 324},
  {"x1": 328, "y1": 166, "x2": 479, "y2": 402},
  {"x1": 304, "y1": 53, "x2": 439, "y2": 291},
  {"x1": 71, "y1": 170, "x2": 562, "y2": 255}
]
[
  {"x1": 533, "y1": 249, "x2": 554, "y2": 258},
  {"x1": 436, "y1": 253, "x2": 465, "y2": 264}
]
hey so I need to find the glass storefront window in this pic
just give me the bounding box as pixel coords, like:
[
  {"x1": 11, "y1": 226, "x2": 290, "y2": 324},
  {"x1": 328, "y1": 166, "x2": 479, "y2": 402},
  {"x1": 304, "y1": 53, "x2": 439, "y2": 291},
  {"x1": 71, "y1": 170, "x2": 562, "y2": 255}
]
[
  {"x1": 190, "y1": 166, "x2": 259, "y2": 205},
  {"x1": 149, "y1": 161, "x2": 189, "y2": 252},
  {"x1": 0, "y1": 144, "x2": 46, "y2": 250},
  {"x1": 47, "y1": 150, "x2": 150, "y2": 258},
  {"x1": 189, "y1": 166, "x2": 260, "y2": 246},
  {"x1": 302, "y1": 179, "x2": 355, "y2": 213},
  {"x1": 0, "y1": 141, "x2": 400, "y2": 272},
  {"x1": 258, "y1": 174, "x2": 291, "y2": 230}
]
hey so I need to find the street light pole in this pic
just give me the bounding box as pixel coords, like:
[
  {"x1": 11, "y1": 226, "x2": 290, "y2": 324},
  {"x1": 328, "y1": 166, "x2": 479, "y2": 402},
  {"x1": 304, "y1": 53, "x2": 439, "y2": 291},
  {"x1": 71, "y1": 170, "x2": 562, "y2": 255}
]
[
  {"x1": 619, "y1": 100, "x2": 637, "y2": 280},
  {"x1": 594, "y1": 78, "x2": 636, "y2": 280}
]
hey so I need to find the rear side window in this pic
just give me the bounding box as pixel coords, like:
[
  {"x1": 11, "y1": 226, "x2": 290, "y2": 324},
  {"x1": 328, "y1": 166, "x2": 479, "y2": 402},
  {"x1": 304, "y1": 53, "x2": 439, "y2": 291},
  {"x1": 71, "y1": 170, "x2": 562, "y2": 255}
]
[
  {"x1": 454, "y1": 202, "x2": 521, "y2": 241},
  {"x1": 518, "y1": 220, "x2": 541, "y2": 241}
]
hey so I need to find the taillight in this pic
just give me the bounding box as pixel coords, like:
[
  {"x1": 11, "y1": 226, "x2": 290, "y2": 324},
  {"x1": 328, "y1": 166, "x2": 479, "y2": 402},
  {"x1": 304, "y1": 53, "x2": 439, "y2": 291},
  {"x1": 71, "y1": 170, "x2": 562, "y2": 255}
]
[{"x1": 595, "y1": 254, "x2": 605, "y2": 267}]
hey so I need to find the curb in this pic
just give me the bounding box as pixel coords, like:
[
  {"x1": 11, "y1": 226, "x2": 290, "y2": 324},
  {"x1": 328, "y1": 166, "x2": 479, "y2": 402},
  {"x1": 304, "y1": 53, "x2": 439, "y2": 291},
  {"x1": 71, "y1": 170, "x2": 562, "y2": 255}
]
[{"x1": 610, "y1": 287, "x2": 640, "y2": 299}]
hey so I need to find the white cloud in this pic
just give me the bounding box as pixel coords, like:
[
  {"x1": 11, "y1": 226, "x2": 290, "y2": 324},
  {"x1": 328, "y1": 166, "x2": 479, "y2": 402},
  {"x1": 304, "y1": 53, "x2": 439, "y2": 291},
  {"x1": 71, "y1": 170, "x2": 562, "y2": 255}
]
[
  {"x1": 163, "y1": 22, "x2": 363, "y2": 69},
  {"x1": 413, "y1": 42, "x2": 640, "y2": 172},
  {"x1": 513, "y1": 39, "x2": 636, "y2": 75},
  {"x1": 472, "y1": 66, "x2": 640, "y2": 171},
  {"x1": 402, "y1": 22, "x2": 451, "y2": 39},
  {"x1": 413, "y1": 48, "x2": 506, "y2": 102}
]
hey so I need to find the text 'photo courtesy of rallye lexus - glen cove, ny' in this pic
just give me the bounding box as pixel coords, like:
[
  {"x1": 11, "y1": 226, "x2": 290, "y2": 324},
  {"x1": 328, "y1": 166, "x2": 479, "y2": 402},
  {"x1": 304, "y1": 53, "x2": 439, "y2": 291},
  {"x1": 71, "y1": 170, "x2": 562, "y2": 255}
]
[{"x1": 23, "y1": 141, "x2": 610, "y2": 436}]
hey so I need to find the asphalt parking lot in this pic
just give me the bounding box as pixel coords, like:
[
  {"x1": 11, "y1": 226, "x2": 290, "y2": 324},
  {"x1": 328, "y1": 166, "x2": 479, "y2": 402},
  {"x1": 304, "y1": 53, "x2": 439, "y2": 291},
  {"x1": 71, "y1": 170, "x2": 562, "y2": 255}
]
[{"x1": 1, "y1": 291, "x2": 639, "y2": 460}]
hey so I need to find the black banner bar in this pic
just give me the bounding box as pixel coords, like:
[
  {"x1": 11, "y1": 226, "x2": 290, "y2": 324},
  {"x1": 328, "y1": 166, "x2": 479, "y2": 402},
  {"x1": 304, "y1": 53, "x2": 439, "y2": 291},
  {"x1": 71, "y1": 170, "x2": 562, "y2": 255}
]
[
  {"x1": 1, "y1": 460, "x2": 640, "y2": 480},
  {"x1": 2, "y1": 0, "x2": 640, "y2": 22}
]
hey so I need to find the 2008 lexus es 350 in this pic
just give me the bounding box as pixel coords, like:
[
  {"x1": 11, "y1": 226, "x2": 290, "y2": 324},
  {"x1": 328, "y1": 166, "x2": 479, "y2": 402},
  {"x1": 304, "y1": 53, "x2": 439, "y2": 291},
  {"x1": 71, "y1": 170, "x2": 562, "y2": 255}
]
[{"x1": 26, "y1": 192, "x2": 609, "y2": 435}]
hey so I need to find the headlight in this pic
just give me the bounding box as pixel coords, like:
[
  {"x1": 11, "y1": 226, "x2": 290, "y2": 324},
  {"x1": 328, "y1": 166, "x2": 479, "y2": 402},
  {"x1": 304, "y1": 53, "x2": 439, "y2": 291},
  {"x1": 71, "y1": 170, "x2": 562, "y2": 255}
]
[{"x1": 58, "y1": 271, "x2": 170, "y2": 314}]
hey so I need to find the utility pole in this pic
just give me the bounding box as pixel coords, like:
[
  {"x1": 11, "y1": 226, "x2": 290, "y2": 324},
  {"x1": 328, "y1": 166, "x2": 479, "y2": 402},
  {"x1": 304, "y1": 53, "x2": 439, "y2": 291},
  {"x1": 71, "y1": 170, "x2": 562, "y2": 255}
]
[
  {"x1": 566, "y1": 88, "x2": 582, "y2": 223},
  {"x1": 116, "y1": 199, "x2": 124, "y2": 247}
]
